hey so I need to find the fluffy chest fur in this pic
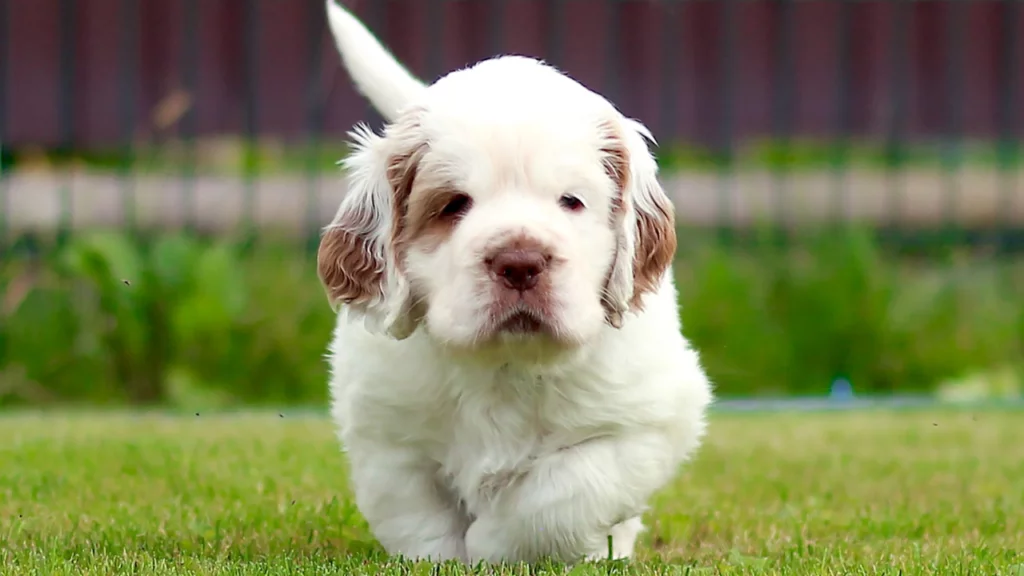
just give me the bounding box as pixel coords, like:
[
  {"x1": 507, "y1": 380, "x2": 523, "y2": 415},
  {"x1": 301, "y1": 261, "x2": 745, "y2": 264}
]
[
  {"x1": 334, "y1": 335, "x2": 620, "y2": 493},
  {"x1": 434, "y1": 362, "x2": 631, "y2": 516}
]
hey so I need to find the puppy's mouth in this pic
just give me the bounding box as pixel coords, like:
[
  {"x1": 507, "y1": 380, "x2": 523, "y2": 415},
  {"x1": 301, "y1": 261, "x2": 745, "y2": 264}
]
[
  {"x1": 463, "y1": 304, "x2": 581, "y2": 360},
  {"x1": 484, "y1": 302, "x2": 558, "y2": 340},
  {"x1": 495, "y1": 310, "x2": 546, "y2": 335}
]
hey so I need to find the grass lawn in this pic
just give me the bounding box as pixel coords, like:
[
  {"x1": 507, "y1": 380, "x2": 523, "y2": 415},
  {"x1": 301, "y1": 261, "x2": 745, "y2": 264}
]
[{"x1": 1, "y1": 409, "x2": 1022, "y2": 575}]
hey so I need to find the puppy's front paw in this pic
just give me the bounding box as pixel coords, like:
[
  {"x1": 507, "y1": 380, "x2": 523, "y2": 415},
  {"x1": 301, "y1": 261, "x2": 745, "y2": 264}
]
[
  {"x1": 464, "y1": 515, "x2": 513, "y2": 564},
  {"x1": 583, "y1": 516, "x2": 644, "y2": 561},
  {"x1": 397, "y1": 534, "x2": 467, "y2": 563}
]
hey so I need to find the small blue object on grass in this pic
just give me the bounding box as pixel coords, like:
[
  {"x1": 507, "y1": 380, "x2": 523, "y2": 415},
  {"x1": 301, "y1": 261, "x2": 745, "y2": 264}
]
[{"x1": 829, "y1": 378, "x2": 854, "y2": 402}]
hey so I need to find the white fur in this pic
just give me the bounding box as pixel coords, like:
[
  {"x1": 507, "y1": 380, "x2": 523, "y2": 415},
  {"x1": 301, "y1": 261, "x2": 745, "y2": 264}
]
[
  {"x1": 322, "y1": 0, "x2": 714, "y2": 564},
  {"x1": 325, "y1": 0, "x2": 426, "y2": 122}
]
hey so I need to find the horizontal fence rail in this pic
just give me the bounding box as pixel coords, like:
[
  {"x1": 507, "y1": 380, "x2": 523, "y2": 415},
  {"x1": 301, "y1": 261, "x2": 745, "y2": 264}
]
[{"x1": 0, "y1": 0, "x2": 1022, "y2": 242}]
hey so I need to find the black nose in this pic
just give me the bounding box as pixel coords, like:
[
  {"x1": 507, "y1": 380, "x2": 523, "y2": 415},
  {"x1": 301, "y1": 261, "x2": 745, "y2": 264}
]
[{"x1": 488, "y1": 249, "x2": 548, "y2": 292}]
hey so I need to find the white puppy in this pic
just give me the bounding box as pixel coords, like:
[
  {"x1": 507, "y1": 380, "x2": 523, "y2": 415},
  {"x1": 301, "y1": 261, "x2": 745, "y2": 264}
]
[{"x1": 319, "y1": 1, "x2": 713, "y2": 565}]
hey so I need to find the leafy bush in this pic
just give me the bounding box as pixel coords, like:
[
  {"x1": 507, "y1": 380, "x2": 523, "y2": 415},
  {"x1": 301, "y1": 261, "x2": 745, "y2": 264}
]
[
  {"x1": 676, "y1": 230, "x2": 1024, "y2": 397},
  {"x1": 1, "y1": 229, "x2": 1022, "y2": 408},
  {"x1": 0, "y1": 233, "x2": 333, "y2": 408}
]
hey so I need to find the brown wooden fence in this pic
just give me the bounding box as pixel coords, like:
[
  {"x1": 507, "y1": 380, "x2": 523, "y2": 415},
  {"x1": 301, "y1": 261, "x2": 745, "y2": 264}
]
[{"x1": 2, "y1": 0, "x2": 1022, "y2": 150}]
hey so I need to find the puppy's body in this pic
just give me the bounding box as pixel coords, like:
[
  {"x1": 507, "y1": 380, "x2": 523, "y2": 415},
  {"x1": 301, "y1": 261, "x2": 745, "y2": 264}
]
[
  {"x1": 330, "y1": 273, "x2": 709, "y2": 562},
  {"x1": 321, "y1": 1, "x2": 713, "y2": 564}
]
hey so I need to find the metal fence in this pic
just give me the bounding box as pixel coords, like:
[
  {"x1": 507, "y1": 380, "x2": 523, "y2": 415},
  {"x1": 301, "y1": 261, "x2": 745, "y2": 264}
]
[{"x1": 1, "y1": 0, "x2": 1023, "y2": 246}]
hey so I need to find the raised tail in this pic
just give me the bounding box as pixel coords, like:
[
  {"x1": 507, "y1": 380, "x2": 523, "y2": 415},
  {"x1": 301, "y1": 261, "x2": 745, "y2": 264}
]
[{"x1": 325, "y1": 1, "x2": 428, "y2": 122}]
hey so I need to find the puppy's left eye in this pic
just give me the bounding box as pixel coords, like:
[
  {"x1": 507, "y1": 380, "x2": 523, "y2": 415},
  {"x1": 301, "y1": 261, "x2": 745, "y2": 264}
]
[
  {"x1": 559, "y1": 194, "x2": 585, "y2": 212},
  {"x1": 440, "y1": 194, "x2": 473, "y2": 219}
]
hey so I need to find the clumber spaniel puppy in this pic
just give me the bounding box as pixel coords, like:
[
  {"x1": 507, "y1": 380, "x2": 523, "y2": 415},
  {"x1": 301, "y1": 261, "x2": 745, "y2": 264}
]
[{"x1": 319, "y1": 0, "x2": 713, "y2": 565}]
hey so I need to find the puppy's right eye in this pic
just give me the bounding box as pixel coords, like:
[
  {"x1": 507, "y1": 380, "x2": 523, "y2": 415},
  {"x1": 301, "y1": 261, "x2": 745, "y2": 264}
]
[
  {"x1": 559, "y1": 194, "x2": 585, "y2": 212},
  {"x1": 440, "y1": 194, "x2": 473, "y2": 219}
]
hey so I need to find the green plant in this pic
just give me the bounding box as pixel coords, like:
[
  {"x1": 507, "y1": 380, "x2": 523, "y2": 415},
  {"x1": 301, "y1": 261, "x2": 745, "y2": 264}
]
[
  {"x1": 1, "y1": 229, "x2": 1022, "y2": 407},
  {"x1": 7, "y1": 137, "x2": 1023, "y2": 177},
  {"x1": 675, "y1": 229, "x2": 1024, "y2": 397},
  {"x1": 0, "y1": 232, "x2": 334, "y2": 408}
]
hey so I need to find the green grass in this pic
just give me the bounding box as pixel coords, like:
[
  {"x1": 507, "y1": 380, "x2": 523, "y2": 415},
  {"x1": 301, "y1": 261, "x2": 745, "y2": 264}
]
[{"x1": 1, "y1": 410, "x2": 1022, "y2": 575}]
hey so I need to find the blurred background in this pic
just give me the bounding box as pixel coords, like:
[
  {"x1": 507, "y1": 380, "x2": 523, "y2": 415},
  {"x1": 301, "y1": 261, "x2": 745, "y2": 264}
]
[{"x1": 0, "y1": 0, "x2": 1022, "y2": 410}]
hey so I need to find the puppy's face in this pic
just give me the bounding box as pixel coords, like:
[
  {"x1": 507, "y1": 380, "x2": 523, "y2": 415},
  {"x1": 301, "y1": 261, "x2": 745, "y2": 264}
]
[
  {"x1": 399, "y1": 115, "x2": 626, "y2": 351},
  {"x1": 318, "y1": 58, "x2": 675, "y2": 356}
]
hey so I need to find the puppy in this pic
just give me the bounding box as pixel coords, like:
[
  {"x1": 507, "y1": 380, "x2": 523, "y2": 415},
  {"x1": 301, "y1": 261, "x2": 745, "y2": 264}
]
[{"x1": 319, "y1": 1, "x2": 713, "y2": 564}]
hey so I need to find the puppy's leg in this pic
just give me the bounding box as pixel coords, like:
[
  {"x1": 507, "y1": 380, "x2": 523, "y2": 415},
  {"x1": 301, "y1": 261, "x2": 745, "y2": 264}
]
[
  {"x1": 347, "y1": 443, "x2": 468, "y2": 561},
  {"x1": 464, "y1": 431, "x2": 674, "y2": 564},
  {"x1": 585, "y1": 516, "x2": 645, "y2": 561}
]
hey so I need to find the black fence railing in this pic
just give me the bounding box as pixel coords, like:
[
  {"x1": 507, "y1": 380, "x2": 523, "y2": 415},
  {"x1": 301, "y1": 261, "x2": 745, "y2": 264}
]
[{"x1": 0, "y1": 0, "x2": 1022, "y2": 247}]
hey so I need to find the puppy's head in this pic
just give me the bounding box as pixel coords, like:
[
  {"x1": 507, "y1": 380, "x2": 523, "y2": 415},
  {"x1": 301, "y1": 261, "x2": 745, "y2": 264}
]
[{"x1": 318, "y1": 57, "x2": 675, "y2": 354}]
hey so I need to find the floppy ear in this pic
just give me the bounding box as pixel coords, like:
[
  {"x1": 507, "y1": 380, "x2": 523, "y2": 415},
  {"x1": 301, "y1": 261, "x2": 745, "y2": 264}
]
[
  {"x1": 600, "y1": 119, "x2": 677, "y2": 328},
  {"x1": 317, "y1": 110, "x2": 427, "y2": 339}
]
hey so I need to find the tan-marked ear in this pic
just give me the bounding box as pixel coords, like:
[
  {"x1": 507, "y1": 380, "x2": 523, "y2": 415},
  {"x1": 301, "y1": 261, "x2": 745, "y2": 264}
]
[
  {"x1": 600, "y1": 119, "x2": 677, "y2": 327},
  {"x1": 628, "y1": 167, "x2": 676, "y2": 308},
  {"x1": 317, "y1": 110, "x2": 428, "y2": 339},
  {"x1": 317, "y1": 211, "x2": 386, "y2": 309},
  {"x1": 599, "y1": 126, "x2": 634, "y2": 328}
]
